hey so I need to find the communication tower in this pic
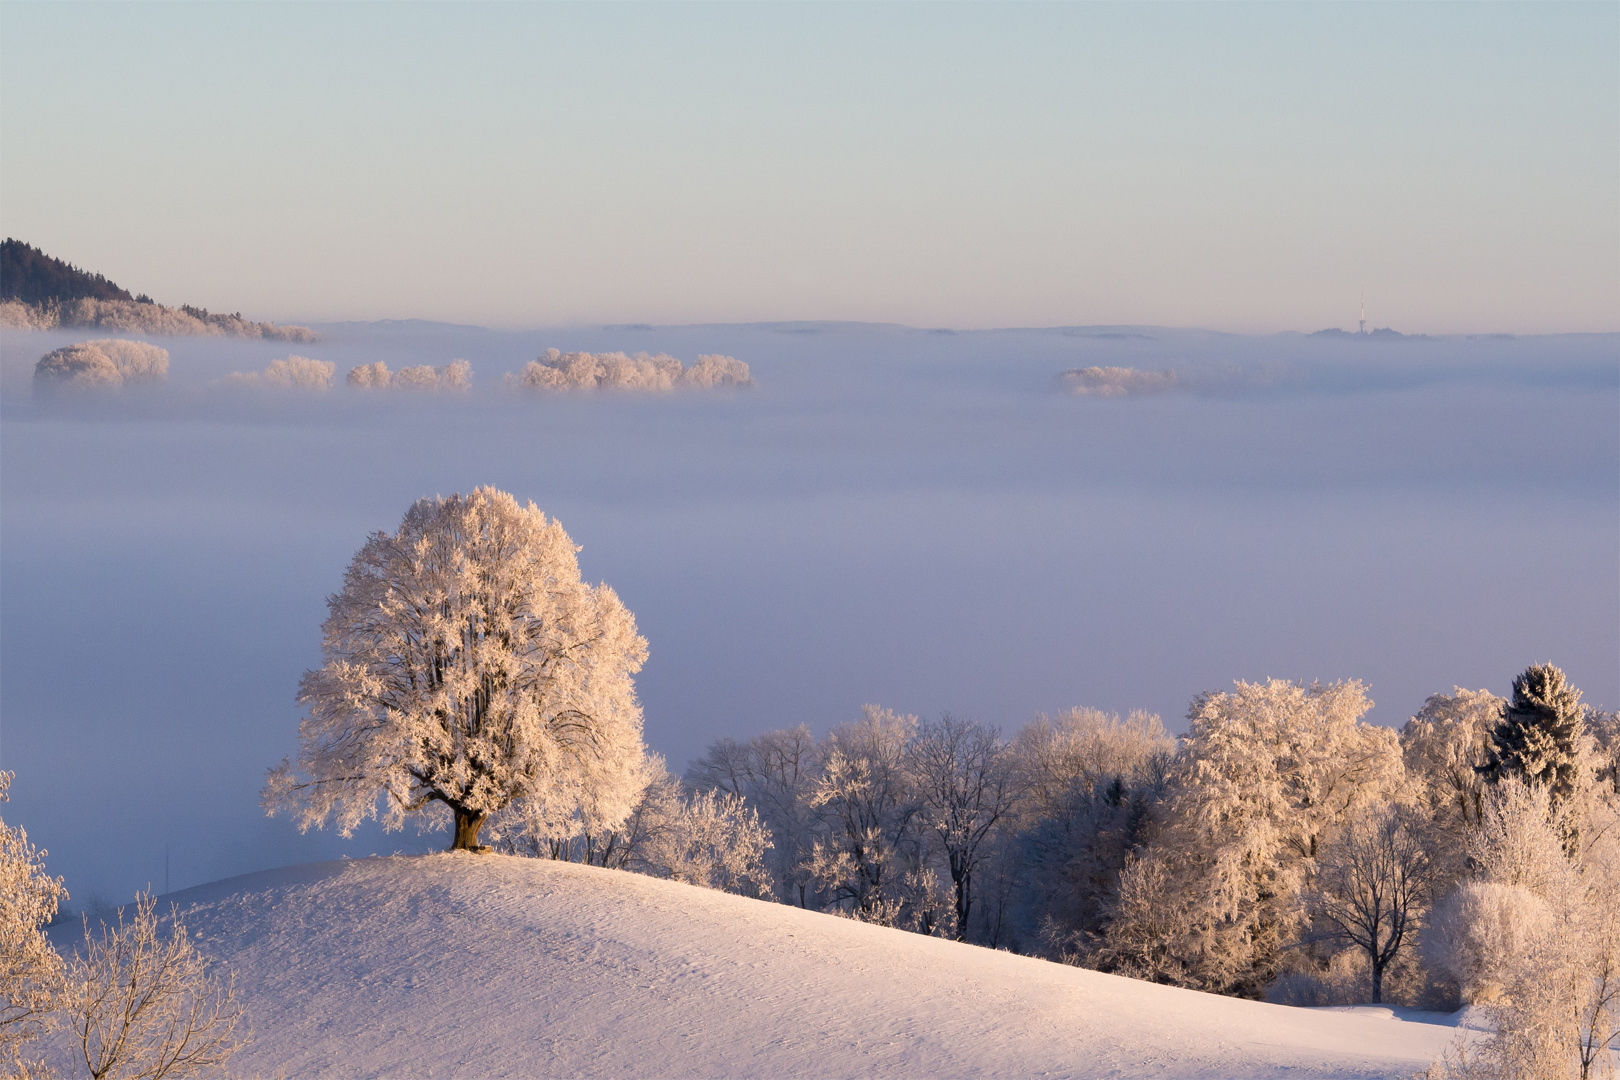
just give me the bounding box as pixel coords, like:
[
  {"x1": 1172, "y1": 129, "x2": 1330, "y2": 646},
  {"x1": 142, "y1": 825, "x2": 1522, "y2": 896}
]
[{"x1": 1359, "y1": 290, "x2": 1366, "y2": 335}]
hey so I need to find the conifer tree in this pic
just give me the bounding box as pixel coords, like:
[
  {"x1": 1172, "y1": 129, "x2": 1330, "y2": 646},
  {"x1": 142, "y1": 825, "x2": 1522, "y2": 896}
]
[{"x1": 1480, "y1": 663, "x2": 1586, "y2": 808}]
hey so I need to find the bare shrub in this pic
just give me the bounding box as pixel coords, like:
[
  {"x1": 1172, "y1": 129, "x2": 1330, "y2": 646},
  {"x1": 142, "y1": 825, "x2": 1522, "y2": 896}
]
[{"x1": 67, "y1": 892, "x2": 245, "y2": 1080}]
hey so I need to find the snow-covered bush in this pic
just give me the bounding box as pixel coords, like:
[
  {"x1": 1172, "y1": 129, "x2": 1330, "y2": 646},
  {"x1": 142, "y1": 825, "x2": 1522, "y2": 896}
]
[
  {"x1": 264, "y1": 488, "x2": 649, "y2": 853},
  {"x1": 224, "y1": 356, "x2": 335, "y2": 391},
  {"x1": 1058, "y1": 366, "x2": 1179, "y2": 397},
  {"x1": 1266, "y1": 948, "x2": 1376, "y2": 1008},
  {"x1": 33, "y1": 339, "x2": 169, "y2": 395},
  {"x1": 346, "y1": 359, "x2": 472, "y2": 392},
  {"x1": 637, "y1": 788, "x2": 775, "y2": 899},
  {"x1": 507, "y1": 349, "x2": 752, "y2": 393},
  {"x1": 1423, "y1": 754, "x2": 1620, "y2": 1079},
  {"x1": 1424, "y1": 880, "x2": 1551, "y2": 1006}
]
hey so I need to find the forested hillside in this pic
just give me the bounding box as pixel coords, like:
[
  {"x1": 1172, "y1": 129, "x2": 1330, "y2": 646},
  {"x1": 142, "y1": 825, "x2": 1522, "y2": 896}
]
[
  {"x1": 0, "y1": 239, "x2": 315, "y2": 340},
  {"x1": 0, "y1": 239, "x2": 135, "y2": 304}
]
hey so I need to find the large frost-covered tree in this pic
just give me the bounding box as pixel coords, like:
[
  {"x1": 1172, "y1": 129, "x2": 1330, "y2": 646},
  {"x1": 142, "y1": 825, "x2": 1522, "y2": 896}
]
[
  {"x1": 1100, "y1": 679, "x2": 1403, "y2": 996},
  {"x1": 264, "y1": 487, "x2": 649, "y2": 852}
]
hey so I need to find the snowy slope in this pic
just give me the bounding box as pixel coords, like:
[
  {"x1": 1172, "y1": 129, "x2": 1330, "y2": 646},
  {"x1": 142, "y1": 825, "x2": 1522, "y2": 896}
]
[{"x1": 54, "y1": 855, "x2": 1463, "y2": 1078}]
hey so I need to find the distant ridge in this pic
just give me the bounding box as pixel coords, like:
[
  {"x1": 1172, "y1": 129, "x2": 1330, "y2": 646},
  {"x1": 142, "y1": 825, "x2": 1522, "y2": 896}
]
[
  {"x1": 1309, "y1": 327, "x2": 1427, "y2": 341},
  {"x1": 0, "y1": 239, "x2": 317, "y2": 342}
]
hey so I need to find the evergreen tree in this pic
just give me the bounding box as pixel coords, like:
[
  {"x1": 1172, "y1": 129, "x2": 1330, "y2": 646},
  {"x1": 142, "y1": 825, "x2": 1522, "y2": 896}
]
[{"x1": 1480, "y1": 663, "x2": 1586, "y2": 807}]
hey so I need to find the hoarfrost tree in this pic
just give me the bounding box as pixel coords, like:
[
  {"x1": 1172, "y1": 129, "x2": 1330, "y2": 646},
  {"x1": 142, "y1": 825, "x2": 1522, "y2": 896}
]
[
  {"x1": 1, "y1": 772, "x2": 66, "y2": 1074},
  {"x1": 264, "y1": 487, "x2": 650, "y2": 852},
  {"x1": 807, "y1": 706, "x2": 940, "y2": 929},
  {"x1": 686, "y1": 725, "x2": 821, "y2": 906},
  {"x1": 1010, "y1": 708, "x2": 1174, "y2": 958},
  {"x1": 1401, "y1": 689, "x2": 1502, "y2": 840},
  {"x1": 1481, "y1": 663, "x2": 1587, "y2": 809},
  {"x1": 1100, "y1": 679, "x2": 1404, "y2": 996},
  {"x1": 636, "y1": 789, "x2": 775, "y2": 899}
]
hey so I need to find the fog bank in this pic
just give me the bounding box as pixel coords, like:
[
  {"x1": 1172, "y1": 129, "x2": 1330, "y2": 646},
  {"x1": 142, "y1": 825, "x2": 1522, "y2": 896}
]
[{"x1": 1, "y1": 321, "x2": 1614, "y2": 903}]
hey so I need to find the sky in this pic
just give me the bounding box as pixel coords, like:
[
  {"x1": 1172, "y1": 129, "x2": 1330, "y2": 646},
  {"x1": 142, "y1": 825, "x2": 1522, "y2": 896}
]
[{"x1": 2, "y1": 2, "x2": 1616, "y2": 333}]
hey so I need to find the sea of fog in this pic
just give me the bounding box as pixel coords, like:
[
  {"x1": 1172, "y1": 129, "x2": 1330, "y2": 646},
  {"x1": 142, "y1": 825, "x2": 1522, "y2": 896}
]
[{"x1": 1, "y1": 320, "x2": 1614, "y2": 904}]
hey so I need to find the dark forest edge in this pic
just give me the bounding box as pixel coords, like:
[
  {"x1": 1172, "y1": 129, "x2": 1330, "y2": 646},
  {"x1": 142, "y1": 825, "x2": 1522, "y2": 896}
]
[{"x1": 0, "y1": 240, "x2": 316, "y2": 342}]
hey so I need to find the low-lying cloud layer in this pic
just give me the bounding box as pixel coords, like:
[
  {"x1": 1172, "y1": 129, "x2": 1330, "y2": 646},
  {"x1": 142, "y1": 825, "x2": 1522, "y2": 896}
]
[{"x1": 1, "y1": 321, "x2": 1613, "y2": 904}]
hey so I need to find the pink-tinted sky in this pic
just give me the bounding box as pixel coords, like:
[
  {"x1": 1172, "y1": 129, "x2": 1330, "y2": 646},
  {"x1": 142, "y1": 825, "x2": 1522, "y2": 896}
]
[{"x1": 2, "y1": 3, "x2": 1616, "y2": 333}]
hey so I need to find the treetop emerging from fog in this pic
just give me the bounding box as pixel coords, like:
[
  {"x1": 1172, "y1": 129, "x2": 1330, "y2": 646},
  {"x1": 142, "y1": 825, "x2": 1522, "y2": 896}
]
[
  {"x1": 263, "y1": 487, "x2": 649, "y2": 852},
  {"x1": 510, "y1": 350, "x2": 752, "y2": 393}
]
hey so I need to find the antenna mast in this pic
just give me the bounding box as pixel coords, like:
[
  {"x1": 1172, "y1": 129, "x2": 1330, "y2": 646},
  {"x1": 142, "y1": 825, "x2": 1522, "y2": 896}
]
[{"x1": 1359, "y1": 289, "x2": 1366, "y2": 335}]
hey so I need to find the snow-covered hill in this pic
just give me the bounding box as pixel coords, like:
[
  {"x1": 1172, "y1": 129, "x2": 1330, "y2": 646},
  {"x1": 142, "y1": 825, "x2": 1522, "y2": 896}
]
[{"x1": 55, "y1": 855, "x2": 1463, "y2": 1078}]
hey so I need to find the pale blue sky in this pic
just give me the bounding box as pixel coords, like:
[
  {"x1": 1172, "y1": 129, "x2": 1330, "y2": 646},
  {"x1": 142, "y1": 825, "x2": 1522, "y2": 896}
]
[{"x1": 1, "y1": 2, "x2": 1615, "y2": 332}]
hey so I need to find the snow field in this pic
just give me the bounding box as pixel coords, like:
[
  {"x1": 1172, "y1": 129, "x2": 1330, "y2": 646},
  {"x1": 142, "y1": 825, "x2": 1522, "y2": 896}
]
[{"x1": 51, "y1": 854, "x2": 1468, "y2": 1079}]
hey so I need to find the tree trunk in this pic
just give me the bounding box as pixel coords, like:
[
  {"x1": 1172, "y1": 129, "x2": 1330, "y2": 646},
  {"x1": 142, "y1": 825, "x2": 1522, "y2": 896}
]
[
  {"x1": 1370, "y1": 956, "x2": 1384, "y2": 1004},
  {"x1": 955, "y1": 872, "x2": 971, "y2": 942},
  {"x1": 451, "y1": 808, "x2": 490, "y2": 852}
]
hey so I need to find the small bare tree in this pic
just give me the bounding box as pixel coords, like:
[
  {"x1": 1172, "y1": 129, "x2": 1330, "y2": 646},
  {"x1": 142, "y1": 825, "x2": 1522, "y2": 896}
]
[
  {"x1": 909, "y1": 715, "x2": 1018, "y2": 940},
  {"x1": 1311, "y1": 805, "x2": 1433, "y2": 1003},
  {"x1": 68, "y1": 892, "x2": 245, "y2": 1080}
]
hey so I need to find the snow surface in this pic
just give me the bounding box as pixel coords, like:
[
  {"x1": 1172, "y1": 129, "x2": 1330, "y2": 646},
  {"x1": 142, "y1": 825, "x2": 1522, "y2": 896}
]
[{"x1": 50, "y1": 854, "x2": 1465, "y2": 1078}]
